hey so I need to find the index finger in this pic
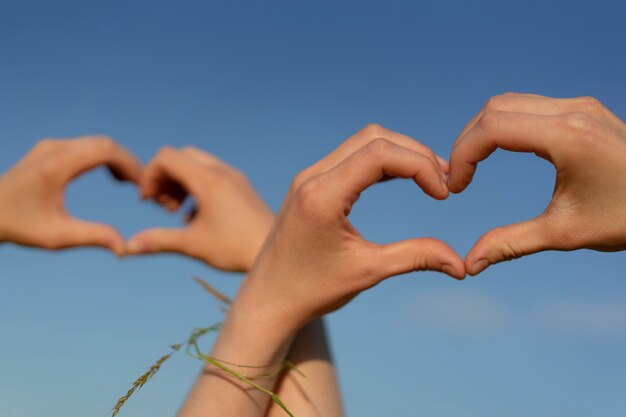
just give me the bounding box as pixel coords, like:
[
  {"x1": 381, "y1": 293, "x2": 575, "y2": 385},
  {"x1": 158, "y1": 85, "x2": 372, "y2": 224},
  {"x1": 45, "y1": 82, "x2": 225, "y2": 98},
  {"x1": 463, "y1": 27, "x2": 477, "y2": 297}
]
[
  {"x1": 448, "y1": 111, "x2": 558, "y2": 193},
  {"x1": 60, "y1": 136, "x2": 143, "y2": 184},
  {"x1": 293, "y1": 124, "x2": 448, "y2": 192},
  {"x1": 317, "y1": 138, "x2": 449, "y2": 211}
]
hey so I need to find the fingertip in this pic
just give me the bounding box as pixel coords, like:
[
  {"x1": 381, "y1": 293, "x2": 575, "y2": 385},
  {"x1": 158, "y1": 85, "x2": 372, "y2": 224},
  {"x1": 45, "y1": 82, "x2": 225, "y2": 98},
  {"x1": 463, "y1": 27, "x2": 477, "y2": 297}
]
[
  {"x1": 111, "y1": 241, "x2": 126, "y2": 257},
  {"x1": 125, "y1": 237, "x2": 147, "y2": 255},
  {"x1": 441, "y1": 263, "x2": 466, "y2": 280},
  {"x1": 92, "y1": 229, "x2": 125, "y2": 256},
  {"x1": 464, "y1": 244, "x2": 490, "y2": 275},
  {"x1": 446, "y1": 174, "x2": 468, "y2": 194},
  {"x1": 467, "y1": 259, "x2": 490, "y2": 276},
  {"x1": 415, "y1": 175, "x2": 449, "y2": 201}
]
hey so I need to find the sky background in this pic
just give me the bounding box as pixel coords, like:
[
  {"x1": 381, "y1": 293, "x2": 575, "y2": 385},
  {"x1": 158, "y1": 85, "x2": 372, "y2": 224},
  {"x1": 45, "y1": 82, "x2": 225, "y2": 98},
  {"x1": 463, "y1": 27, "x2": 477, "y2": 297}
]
[{"x1": 1, "y1": 0, "x2": 625, "y2": 416}]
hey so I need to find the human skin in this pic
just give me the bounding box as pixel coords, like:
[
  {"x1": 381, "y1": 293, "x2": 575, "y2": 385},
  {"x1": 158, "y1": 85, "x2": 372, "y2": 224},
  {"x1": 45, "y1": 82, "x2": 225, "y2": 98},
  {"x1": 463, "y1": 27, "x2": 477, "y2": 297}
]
[
  {"x1": 177, "y1": 125, "x2": 465, "y2": 417},
  {"x1": 448, "y1": 93, "x2": 626, "y2": 275},
  {"x1": 124, "y1": 146, "x2": 274, "y2": 272},
  {"x1": 122, "y1": 145, "x2": 344, "y2": 415},
  {"x1": 0, "y1": 136, "x2": 142, "y2": 255}
]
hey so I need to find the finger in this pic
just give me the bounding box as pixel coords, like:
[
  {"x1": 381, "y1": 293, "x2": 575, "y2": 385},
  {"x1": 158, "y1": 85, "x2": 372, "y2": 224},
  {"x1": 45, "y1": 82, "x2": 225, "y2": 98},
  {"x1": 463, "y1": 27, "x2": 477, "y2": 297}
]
[
  {"x1": 448, "y1": 111, "x2": 559, "y2": 193},
  {"x1": 453, "y1": 93, "x2": 613, "y2": 148},
  {"x1": 181, "y1": 146, "x2": 224, "y2": 167},
  {"x1": 367, "y1": 237, "x2": 465, "y2": 280},
  {"x1": 455, "y1": 94, "x2": 552, "y2": 147},
  {"x1": 54, "y1": 219, "x2": 125, "y2": 255},
  {"x1": 296, "y1": 124, "x2": 446, "y2": 188},
  {"x1": 153, "y1": 181, "x2": 188, "y2": 212},
  {"x1": 60, "y1": 136, "x2": 143, "y2": 184},
  {"x1": 320, "y1": 138, "x2": 449, "y2": 206},
  {"x1": 125, "y1": 228, "x2": 189, "y2": 255},
  {"x1": 465, "y1": 216, "x2": 552, "y2": 275},
  {"x1": 141, "y1": 147, "x2": 199, "y2": 200}
]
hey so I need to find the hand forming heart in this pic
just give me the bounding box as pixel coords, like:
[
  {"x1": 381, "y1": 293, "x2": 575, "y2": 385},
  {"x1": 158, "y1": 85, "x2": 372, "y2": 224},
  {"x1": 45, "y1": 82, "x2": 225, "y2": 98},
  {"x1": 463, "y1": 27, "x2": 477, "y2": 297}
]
[
  {"x1": 123, "y1": 146, "x2": 274, "y2": 272},
  {"x1": 0, "y1": 136, "x2": 142, "y2": 255},
  {"x1": 0, "y1": 138, "x2": 274, "y2": 272},
  {"x1": 449, "y1": 93, "x2": 626, "y2": 274},
  {"x1": 1, "y1": 94, "x2": 624, "y2": 281}
]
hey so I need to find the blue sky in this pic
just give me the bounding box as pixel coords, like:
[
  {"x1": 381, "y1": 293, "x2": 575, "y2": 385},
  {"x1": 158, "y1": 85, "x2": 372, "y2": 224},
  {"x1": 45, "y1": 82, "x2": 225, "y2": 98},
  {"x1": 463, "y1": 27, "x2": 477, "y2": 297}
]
[{"x1": 1, "y1": 1, "x2": 625, "y2": 416}]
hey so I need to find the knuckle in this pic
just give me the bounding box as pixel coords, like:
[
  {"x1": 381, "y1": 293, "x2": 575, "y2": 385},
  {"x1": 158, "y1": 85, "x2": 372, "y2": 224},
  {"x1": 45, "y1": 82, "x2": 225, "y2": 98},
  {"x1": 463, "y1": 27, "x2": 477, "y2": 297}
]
[
  {"x1": 488, "y1": 228, "x2": 523, "y2": 261},
  {"x1": 363, "y1": 137, "x2": 393, "y2": 157},
  {"x1": 484, "y1": 95, "x2": 508, "y2": 111},
  {"x1": 200, "y1": 166, "x2": 225, "y2": 186},
  {"x1": 293, "y1": 177, "x2": 325, "y2": 216},
  {"x1": 499, "y1": 241, "x2": 523, "y2": 261},
  {"x1": 576, "y1": 95, "x2": 600, "y2": 106},
  {"x1": 92, "y1": 135, "x2": 115, "y2": 150},
  {"x1": 574, "y1": 96, "x2": 604, "y2": 114},
  {"x1": 412, "y1": 251, "x2": 428, "y2": 271},
  {"x1": 38, "y1": 157, "x2": 62, "y2": 178},
  {"x1": 561, "y1": 112, "x2": 599, "y2": 138},
  {"x1": 425, "y1": 148, "x2": 438, "y2": 164},
  {"x1": 181, "y1": 145, "x2": 207, "y2": 157},
  {"x1": 360, "y1": 123, "x2": 386, "y2": 139},
  {"x1": 35, "y1": 138, "x2": 58, "y2": 151},
  {"x1": 157, "y1": 146, "x2": 178, "y2": 159},
  {"x1": 477, "y1": 110, "x2": 502, "y2": 132},
  {"x1": 290, "y1": 169, "x2": 310, "y2": 193}
]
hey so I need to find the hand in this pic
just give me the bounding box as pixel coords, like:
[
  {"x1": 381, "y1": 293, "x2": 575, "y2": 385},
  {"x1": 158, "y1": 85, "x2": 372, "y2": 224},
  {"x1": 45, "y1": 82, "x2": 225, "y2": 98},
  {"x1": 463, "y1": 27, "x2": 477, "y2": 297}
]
[
  {"x1": 0, "y1": 136, "x2": 142, "y2": 254},
  {"x1": 448, "y1": 93, "x2": 626, "y2": 275},
  {"x1": 177, "y1": 125, "x2": 465, "y2": 417},
  {"x1": 125, "y1": 146, "x2": 274, "y2": 272},
  {"x1": 236, "y1": 124, "x2": 466, "y2": 335}
]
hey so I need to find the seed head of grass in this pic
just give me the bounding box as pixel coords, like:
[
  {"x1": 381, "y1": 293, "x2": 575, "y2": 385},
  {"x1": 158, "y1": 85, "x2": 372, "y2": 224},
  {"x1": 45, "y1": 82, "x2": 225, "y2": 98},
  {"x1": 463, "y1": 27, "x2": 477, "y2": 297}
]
[{"x1": 111, "y1": 344, "x2": 181, "y2": 416}]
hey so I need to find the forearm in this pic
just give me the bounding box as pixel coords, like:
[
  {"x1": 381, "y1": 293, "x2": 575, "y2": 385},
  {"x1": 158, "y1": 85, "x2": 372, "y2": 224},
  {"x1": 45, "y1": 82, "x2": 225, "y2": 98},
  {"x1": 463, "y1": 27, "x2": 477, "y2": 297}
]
[
  {"x1": 267, "y1": 318, "x2": 344, "y2": 417},
  {"x1": 177, "y1": 292, "x2": 297, "y2": 416}
]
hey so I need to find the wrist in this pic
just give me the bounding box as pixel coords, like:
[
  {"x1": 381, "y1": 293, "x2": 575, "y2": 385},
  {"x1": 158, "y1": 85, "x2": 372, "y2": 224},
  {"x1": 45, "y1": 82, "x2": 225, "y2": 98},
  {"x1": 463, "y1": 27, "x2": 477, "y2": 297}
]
[
  {"x1": 216, "y1": 287, "x2": 299, "y2": 360},
  {"x1": 244, "y1": 213, "x2": 276, "y2": 271}
]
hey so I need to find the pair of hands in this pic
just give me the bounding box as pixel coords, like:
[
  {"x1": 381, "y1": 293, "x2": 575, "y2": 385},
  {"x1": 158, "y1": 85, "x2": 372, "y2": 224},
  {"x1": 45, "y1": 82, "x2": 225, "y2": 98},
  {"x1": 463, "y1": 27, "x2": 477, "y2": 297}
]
[
  {"x1": 178, "y1": 93, "x2": 625, "y2": 417},
  {"x1": 0, "y1": 137, "x2": 272, "y2": 271},
  {"x1": 232, "y1": 93, "x2": 626, "y2": 338},
  {"x1": 2, "y1": 93, "x2": 625, "y2": 336}
]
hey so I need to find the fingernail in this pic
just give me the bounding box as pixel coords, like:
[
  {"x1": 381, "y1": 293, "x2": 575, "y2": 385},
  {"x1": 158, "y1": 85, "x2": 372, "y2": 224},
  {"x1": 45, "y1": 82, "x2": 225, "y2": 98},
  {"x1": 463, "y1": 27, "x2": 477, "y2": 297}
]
[
  {"x1": 126, "y1": 239, "x2": 146, "y2": 254},
  {"x1": 472, "y1": 259, "x2": 489, "y2": 275},
  {"x1": 441, "y1": 264, "x2": 460, "y2": 279}
]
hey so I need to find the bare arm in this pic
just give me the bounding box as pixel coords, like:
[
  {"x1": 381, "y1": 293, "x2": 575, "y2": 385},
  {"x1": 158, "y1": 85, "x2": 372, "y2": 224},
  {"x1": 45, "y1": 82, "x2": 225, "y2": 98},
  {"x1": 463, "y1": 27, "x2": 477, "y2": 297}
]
[
  {"x1": 177, "y1": 127, "x2": 464, "y2": 416},
  {"x1": 267, "y1": 318, "x2": 344, "y2": 417},
  {"x1": 123, "y1": 146, "x2": 345, "y2": 416}
]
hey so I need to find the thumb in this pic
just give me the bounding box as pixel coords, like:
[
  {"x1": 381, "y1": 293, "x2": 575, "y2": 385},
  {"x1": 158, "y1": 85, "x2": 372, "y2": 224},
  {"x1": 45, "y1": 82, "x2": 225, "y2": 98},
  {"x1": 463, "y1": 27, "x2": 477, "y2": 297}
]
[
  {"x1": 465, "y1": 217, "x2": 552, "y2": 275},
  {"x1": 58, "y1": 219, "x2": 125, "y2": 255},
  {"x1": 125, "y1": 228, "x2": 188, "y2": 256},
  {"x1": 368, "y1": 238, "x2": 466, "y2": 281}
]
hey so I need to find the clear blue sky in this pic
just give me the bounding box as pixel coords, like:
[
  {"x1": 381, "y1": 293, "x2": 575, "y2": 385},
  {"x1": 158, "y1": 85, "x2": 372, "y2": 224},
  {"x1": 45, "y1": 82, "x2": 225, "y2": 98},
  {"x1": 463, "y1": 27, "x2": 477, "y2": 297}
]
[{"x1": 1, "y1": 1, "x2": 625, "y2": 416}]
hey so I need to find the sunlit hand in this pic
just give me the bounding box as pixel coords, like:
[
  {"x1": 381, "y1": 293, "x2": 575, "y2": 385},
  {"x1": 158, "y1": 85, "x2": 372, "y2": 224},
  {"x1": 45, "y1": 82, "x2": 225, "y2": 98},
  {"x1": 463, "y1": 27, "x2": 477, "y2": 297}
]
[
  {"x1": 0, "y1": 136, "x2": 142, "y2": 254},
  {"x1": 125, "y1": 146, "x2": 274, "y2": 272},
  {"x1": 237, "y1": 124, "x2": 466, "y2": 335},
  {"x1": 448, "y1": 93, "x2": 626, "y2": 275},
  {"x1": 177, "y1": 125, "x2": 466, "y2": 417}
]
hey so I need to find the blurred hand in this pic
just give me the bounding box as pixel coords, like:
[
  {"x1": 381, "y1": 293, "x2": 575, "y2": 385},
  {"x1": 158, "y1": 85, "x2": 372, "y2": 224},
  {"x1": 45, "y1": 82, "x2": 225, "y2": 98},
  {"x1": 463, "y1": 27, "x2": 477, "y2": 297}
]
[
  {"x1": 0, "y1": 136, "x2": 142, "y2": 254},
  {"x1": 235, "y1": 124, "x2": 466, "y2": 335},
  {"x1": 125, "y1": 146, "x2": 274, "y2": 272},
  {"x1": 448, "y1": 93, "x2": 626, "y2": 275}
]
